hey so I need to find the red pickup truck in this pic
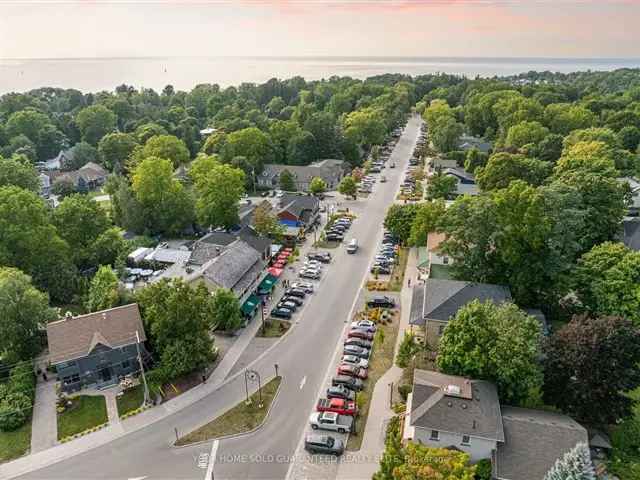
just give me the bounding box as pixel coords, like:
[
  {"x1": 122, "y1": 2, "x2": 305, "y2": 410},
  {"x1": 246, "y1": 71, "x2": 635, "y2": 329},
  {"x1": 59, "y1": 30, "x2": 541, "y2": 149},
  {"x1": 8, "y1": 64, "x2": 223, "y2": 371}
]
[{"x1": 316, "y1": 398, "x2": 358, "y2": 416}]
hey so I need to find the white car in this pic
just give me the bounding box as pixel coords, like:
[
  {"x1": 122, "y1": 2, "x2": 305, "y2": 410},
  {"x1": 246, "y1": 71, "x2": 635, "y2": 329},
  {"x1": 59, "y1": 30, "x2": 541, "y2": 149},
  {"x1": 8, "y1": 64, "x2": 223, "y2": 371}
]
[
  {"x1": 351, "y1": 320, "x2": 377, "y2": 332},
  {"x1": 291, "y1": 282, "x2": 314, "y2": 293},
  {"x1": 299, "y1": 269, "x2": 321, "y2": 279},
  {"x1": 304, "y1": 260, "x2": 322, "y2": 269},
  {"x1": 342, "y1": 354, "x2": 369, "y2": 369}
]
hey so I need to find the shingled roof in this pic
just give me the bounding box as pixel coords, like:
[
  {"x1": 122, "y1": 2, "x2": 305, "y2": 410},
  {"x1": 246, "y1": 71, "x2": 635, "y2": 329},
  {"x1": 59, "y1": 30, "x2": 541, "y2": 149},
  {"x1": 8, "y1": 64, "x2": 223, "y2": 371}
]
[
  {"x1": 47, "y1": 304, "x2": 146, "y2": 365},
  {"x1": 410, "y1": 280, "x2": 512, "y2": 326},
  {"x1": 202, "y1": 240, "x2": 262, "y2": 291},
  {"x1": 494, "y1": 407, "x2": 588, "y2": 480},
  {"x1": 410, "y1": 370, "x2": 504, "y2": 443}
]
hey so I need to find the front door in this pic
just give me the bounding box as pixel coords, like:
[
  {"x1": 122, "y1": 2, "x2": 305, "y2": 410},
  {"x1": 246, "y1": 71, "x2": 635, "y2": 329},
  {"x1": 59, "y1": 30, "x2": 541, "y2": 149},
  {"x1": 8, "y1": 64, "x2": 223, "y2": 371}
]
[{"x1": 99, "y1": 366, "x2": 112, "y2": 383}]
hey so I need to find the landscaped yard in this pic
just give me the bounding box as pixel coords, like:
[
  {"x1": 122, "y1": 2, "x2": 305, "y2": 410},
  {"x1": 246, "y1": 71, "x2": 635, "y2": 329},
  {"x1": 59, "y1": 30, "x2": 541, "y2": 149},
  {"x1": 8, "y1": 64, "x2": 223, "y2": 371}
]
[
  {"x1": 388, "y1": 248, "x2": 409, "y2": 291},
  {"x1": 57, "y1": 395, "x2": 108, "y2": 440},
  {"x1": 0, "y1": 421, "x2": 31, "y2": 463},
  {"x1": 117, "y1": 385, "x2": 144, "y2": 418},
  {"x1": 429, "y1": 264, "x2": 454, "y2": 280},
  {"x1": 257, "y1": 319, "x2": 291, "y2": 338},
  {"x1": 347, "y1": 310, "x2": 400, "y2": 450},
  {"x1": 175, "y1": 376, "x2": 282, "y2": 446}
]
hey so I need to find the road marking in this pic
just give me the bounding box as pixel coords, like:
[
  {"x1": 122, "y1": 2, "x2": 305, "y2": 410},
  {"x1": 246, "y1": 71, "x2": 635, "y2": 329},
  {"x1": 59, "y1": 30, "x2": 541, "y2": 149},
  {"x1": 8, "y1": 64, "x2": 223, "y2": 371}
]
[
  {"x1": 128, "y1": 477, "x2": 147, "y2": 480},
  {"x1": 299, "y1": 376, "x2": 306, "y2": 390},
  {"x1": 197, "y1": 453, "x2": 209, "y2": 469},
  {"x1": 204, "y1": 440, "x2": 219, "y2": 480}
]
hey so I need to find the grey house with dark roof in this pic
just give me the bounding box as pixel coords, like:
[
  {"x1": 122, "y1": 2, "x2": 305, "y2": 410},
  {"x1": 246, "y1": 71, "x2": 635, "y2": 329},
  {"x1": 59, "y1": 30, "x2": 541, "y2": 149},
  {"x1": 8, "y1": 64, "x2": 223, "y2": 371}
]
[
  {"x1": 410, "y1": 279, "x2": 512, "y2": 346},
  {"x1": 404, "y1": 370, "x2": 504, "y2": 462},
  {"x1": 258, "y1": 159, "x2": 346, "y2": 191},
  {"x1": 405, "y1": 370, "x2": 590, "y2": 479},
  {"x1": 47, "y1": 304, "x2": 147, "y2": 393}
]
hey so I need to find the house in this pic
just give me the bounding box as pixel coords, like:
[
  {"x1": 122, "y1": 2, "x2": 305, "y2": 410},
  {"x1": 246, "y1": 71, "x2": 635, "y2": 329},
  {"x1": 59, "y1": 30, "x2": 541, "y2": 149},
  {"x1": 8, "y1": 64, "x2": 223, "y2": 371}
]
[
  {"x1": 494, "y1": 407, "x2": 589, "y2": 480},
  {"x1": 442, "y1": 167, "x2": 479, "y2": 196},
  {"x1": 277, "y1": 194, "x2": 320, "y2": 236},
  {"x1": 258, "y1": 159, "x2": 347, "y2": 192},
  {"x1": 42, "y1": 149, "x2": 74, "y2": 171},
  {"x1": 47, "y1": 304, "x2": 147, "y2": 393},
  {"x1": 403, "y1": 370, "x2": 504, "y2": 462},
  {"x1": 426, "y1": 232, "x2": 450, "y2": 267},
  {"x1": 426, "y1": 157, "x2": 458, "y2": 174},
  {"x1": 55, "y1": 162, "x2": 108, "y2": 192},
  {"x1": 410, "y1": 279, "x2": 512, "y2": 346},
  {"x1": 458, "y1": 134, "x2": 493, "y2": 154},
  {"x1": 404, "y1": 370, "x2": 590, "y2": 480}
]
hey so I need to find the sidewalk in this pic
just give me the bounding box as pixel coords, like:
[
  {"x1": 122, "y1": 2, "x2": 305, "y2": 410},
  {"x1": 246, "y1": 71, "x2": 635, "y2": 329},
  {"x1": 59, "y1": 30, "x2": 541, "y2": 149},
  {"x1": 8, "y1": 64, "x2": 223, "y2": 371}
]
[
  {"x1": 336, "y1": 247, "x2": 418, "y2": 479},
  {"x1": 30, "y1": 378, "x2": 58, "y2": 454}
]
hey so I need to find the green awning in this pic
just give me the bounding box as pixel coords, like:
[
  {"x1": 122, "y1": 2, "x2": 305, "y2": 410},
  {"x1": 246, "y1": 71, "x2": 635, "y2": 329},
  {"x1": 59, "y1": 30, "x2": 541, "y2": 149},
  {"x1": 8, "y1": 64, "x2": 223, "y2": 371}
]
[
  {"x1": 257, "y1": 274, "x2": 277, "y2": 294},
  {"x1": 241, "y1": 295, "x2": 261, "y2": 316}
]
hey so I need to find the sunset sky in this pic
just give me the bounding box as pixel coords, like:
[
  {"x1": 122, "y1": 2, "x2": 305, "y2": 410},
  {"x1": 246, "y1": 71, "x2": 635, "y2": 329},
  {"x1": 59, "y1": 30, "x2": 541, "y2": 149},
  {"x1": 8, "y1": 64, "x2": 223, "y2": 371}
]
[{"x1": 1, "y1": 0, "x2": 639, "y2": 59}]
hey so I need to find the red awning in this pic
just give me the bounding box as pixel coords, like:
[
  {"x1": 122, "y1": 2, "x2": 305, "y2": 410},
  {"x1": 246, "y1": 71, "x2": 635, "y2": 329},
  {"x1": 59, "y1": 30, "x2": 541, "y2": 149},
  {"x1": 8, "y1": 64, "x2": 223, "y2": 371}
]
[{"x1": 268, "y1": 267, "x2": 283, "y2": 277}]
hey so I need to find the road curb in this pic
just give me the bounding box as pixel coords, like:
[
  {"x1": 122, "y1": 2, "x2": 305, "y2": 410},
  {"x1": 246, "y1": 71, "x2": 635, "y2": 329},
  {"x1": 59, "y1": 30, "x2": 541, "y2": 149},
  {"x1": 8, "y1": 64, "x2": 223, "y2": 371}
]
[{"x1": 170, "y1": 375, "x2": 284, "y2": 449}]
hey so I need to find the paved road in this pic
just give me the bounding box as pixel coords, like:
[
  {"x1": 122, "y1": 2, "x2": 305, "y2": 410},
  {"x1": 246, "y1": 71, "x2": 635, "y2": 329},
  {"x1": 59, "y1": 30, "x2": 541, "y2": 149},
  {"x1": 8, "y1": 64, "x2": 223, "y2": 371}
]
[{"x1": 14, "y1": 115, "x2": 422, "y2": 480}]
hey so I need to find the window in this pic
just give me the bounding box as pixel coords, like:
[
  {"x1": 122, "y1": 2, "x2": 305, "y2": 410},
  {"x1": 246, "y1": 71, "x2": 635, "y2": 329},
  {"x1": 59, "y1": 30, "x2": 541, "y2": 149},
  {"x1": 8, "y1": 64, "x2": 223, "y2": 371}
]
[
  {"x1": 438, "y1": 325, "x2": 446, "y2": 335},
  {"x1": 443, "y1": 256, "x2": 449, "y2": 265},
  {"x1": 121, "y1": 360, "x2": 131, "y2": 370},
  {"x1": 461, "y1": 435, "x2": 470, "y2": 445},
  {"x1": 430, "y1": 430, "x2": 439, "y2": 441}
]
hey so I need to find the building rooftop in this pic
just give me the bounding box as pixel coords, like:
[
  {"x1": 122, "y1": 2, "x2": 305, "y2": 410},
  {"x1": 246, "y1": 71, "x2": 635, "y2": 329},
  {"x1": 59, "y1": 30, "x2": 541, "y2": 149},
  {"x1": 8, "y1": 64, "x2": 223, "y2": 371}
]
[
  {"x1": 47, "y1": 304, "x2": 146, "y2": 365},
  {"x1": 202, "y1": 240, "x2": 263, "y2": 292},
  {"x1": 495, "y1": 406, "x2": 588, "y2": 480},
  {"x1": 410, "y1": 369, "x2": 504, "y2": 443}
]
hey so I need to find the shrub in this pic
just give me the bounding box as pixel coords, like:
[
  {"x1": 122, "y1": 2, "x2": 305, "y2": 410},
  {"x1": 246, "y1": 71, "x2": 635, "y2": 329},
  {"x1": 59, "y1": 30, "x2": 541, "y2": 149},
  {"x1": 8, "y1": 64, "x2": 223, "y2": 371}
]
[
  {"x1": 396, "y1": 332, "x2": 420, "y2": 368},
  {"x1": 0, "y1": 392, "x2": 31, "y2": 431},
  {"x1": 398, "y1": 384, "x2": 413, "y2": 401},
  {"x1": 475, "y1": 459, "x2": 492, "y2": 480}
]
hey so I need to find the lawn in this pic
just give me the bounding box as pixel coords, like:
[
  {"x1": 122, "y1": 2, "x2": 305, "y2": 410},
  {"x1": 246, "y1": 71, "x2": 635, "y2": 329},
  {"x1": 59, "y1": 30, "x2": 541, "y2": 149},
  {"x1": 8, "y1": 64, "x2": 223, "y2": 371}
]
[
  {"x1": 175, "y1": 376, "x2": 282, "y2": 446},
  {"x1": 0, "y1": 421, "x2": 31, "y2": 463},
  {"x1": 257, "y1": 319, "x2": 291, "y2": 338},
  {"x1": 57, "y1": 395, "x2": 108, "y2": 440},
  {"x1": 347, "y1": 312, "x2": 400, "y2": 450},
  {"x1": 388, "y1": 248, "x2": 409, "y2": 291},
  {"x1": 429, "y1": 264, "x2": 454, "y2": 280},
  {"x1": 116, "y1": 385, "x2": 144, "y2": 418}
]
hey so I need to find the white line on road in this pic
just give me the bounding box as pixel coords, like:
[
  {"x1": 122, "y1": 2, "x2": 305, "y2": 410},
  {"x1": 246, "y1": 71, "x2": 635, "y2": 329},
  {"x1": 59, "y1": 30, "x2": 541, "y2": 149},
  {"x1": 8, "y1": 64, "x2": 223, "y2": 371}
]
[
  {"x1": 299, "y1": 376, "x2": 307, "y2": 390},
  {"x1": 204, "y1": 440, "x2": 219, "y2": 480}
]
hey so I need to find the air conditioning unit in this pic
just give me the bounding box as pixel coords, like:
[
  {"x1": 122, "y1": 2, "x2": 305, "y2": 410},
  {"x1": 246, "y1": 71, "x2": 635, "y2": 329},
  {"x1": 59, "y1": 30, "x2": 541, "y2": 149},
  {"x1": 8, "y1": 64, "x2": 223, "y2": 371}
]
[{"x1": 445, "y1": 384, "x2": 461, "y2": 396}]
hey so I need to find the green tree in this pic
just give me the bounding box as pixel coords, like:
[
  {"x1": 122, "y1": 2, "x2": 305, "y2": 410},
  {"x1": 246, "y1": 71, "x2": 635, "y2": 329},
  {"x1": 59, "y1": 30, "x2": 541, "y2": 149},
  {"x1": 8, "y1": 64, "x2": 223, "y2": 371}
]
[
  {"x1": 279, "y1": 169, "x2": 296, "y2": 192},
  {"x1": 269, "y1": 120, "x2": 302, "y2": 164},
  {"x1": 309, "y1": 177, "x2": 327, "y2": 195},
  {"x1": 408, "y1": 200, "x2": 446, "y2": 247},
  {"x1": 4, "y1": 108, "x2": 67, "y2": 161},
  {"x1": 0, "y1": 186, "x2": 77, "y2": 302},
  {"x1": 53, "y1": 194, "x2": 110, "y2": 268},
  {"x1": 344, "y1": 108, "x2": 386, "y2": 148},
  {"x1": 75, "y1": 104, "x2": 117, "y2": 145},
  {"x1": 132, "y1": 134, "x2": 190, "y2": 169},
  {"x1": 543, "y1": 315, "x2": 640, "y2": 424},
  {"x1": 476, "y1": 152, "x2": 551, "y2": 191},
  {"x1": 85, "y1": 265, "x2": 119, "y2": 312},
  {"x1": 0, "y1": 268, "x2": 56, "y2": 363},
  {"x1": 618, "y1": 125, "x2": 640, "y2": 152},
  {"x1": 252, "y1": 202, "x2": 284, "y2": 238},
  {"x1": 211, "y1": 288, "x2": 243, "y2": 332},
  {"x1": 89, "y1": 227, "x2": 128, "y2": 268},
  {"x1": 0, "y1": 155, "x2": 40, "y2": 191},
  {"x1": 384, "y1": 204, "x2": 418, "y2": 245},
  {"x1": 137, "y1": 279, "x2": 216, "y2": 379},
  {"x1": 190, "y1": 155, "x2": 245, "y2": 230},
  {"x1": 338, "y1": 175, "x2": 357, "y2": 200},
  {"x1": 437, "y1": 300, "x2": 543, "y2": 405},
  {"x1": 505, "y1": 120, "x2": 550, "y2": 149},
  {"x1": 544, "y1": 443, "x2": 595, "y2": 480},
  {"x1": 393, "y1": 444, "x2": 476, "y2": 480},
  {"x1": 131, "y1": 157, "x2": 194, "y2": 235},
  {"x1": 463, "y1": 147, "x2": 488, "y2": 174},
  {"x1": 98, "y1": 132, "x2": 138, "y2": 172},
  {"x1": 536, "y1": 133, "x2": 564, "y2": 163},
  {"x1": 64, "y1": 142, "x2": 99, "y2": 170},
  {"x1": 425, "y1": 171, "x2": 457, "y2": 200},
  {"x1": 563, "y1": 127, "x2": 620, "y2": 151},
  {"x1": 544, "y1": 103, "x2": 596, "y2": 135},
  {"x1": 373, "y1": 416, "x2": 404, "y2": 480},
  {"x1": 223, "y1": 127, "x2": 273, "y2": 174},
  {"x1": 134, "y1": 122, "x2": 168, "y2": 144},
  {"x1": 432, "y1": 116, "x2": 463, "y2": 153}
]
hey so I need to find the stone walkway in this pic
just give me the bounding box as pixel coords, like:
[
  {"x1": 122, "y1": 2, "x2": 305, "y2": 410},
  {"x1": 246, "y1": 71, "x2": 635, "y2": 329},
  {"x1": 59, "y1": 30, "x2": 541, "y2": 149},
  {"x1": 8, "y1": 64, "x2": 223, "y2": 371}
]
[
  {"x1": 335, "y1": 247, "x2": 418, "y2": 480},
  {"x1": 30, "y1": 378, "x2": 58, "y2": 453}
]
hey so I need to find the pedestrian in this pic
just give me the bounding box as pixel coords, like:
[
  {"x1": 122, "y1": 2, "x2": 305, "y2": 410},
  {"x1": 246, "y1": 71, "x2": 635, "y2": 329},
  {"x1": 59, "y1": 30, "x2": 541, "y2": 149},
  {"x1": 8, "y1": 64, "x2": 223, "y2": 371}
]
[
  {"x1": 408, "y1": 277, "x2": 411, "y2": 287},
  {"x1": 42, "y1": 372, "x2": 47, "y2": 381},
  {"x1": 202, "y1": 374, "x2": 207, "y2": 384}
]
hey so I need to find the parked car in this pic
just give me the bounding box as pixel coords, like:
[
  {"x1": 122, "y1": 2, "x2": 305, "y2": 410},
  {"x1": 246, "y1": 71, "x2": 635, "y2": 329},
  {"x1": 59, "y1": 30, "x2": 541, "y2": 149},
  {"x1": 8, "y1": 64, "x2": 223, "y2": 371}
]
[
  {"x1": 303, "y1": 260, "x2": 323, "y2": 269},
  {"x1": 343, "y1": 345, "x2": 370, "y2": 359},
  {"x1": 309, "y1": 411, "x2": 353, "y2": 434},
  {"x1": 337, "y1": 364, "x2": 368, "y2": 379},
  {"x1": 326, "y1": 385, "x2": 356, "y2": 401},
  {"x1": 342, "y1": 354, "x2": 369, "y2": 369},
  {"x1": 331, "y1": 375, "x2": 364, "y2": 392},
  {"x1": 371, "y1": 265, "x2": 391, "y2": 275},
  {"x1": 271, "y1": 308, "x2": 292, "y2": 319},
  {"x1": 277, "y1": 301, "x2": 297, "y2": 311},
  {"x1": 286, "y1": 288, "x2": 306, "y2": 298},
  {"x1": 347, "y1": 328, "x2": 374, "y2": 341},
  {"x1": 344, "y1": 337, "x2": 373, "y2": 349},
  {"x1": 299, "y1": 269, "x2": 321, "y2": 279},
  {"x1": 351, "y1": 320, "x2": 377, "y2": 332},
  {"x1": 308, "y1": 252, "x2": 331, "y2": 263},
  {"x1": 317, "y1": 397, "x2": 358, "y2": 415},
  {"x1": 304, "y1": 434, "x2": 344, "y2": 456},
  {"x1": 326, "y1": 233, "x2": 344, "y2": 242},
  {"x1": 367, "y1": 296, "x2": 395, "y2": 309},
  {"x1": 282, "y1": 295, "x2": 303, "y2": 306},
  {"x1": 290, "y1": 282, "x2": 314, "y2": 293},
  {"x1": 346, "y1": 239, "x2": 358, "y2": 254}
]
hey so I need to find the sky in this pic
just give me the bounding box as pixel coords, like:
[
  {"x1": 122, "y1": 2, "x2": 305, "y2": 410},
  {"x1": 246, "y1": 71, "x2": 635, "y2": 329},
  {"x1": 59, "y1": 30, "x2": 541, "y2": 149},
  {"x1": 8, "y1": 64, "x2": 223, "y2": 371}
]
[{"x1": 0, "y1": 0, "x2": 639, "y2": 59}]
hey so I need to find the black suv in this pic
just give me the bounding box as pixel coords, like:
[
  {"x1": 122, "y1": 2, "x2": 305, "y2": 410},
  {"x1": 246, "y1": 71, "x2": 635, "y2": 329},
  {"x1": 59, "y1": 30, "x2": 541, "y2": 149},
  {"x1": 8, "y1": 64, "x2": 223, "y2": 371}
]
[
  {"x1": 304, "y1": 434, "x2": 344, "y2": 456},
  {"x1": 367, "y1": 296, "x2": 395, "y2": 308},
  {"x1": 308, "y1": 252, "x2": 332, "y2": 263},
  {"x1": 286, "y1": 288, "x2": 306, "y2": 298},
  {"x1": 332, "y1": 375, "x2": 364, "y2": 391}
]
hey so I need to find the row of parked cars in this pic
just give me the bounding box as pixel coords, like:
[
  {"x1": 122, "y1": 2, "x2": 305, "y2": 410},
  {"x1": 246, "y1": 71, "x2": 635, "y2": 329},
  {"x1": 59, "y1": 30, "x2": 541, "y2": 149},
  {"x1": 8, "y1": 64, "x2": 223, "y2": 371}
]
[
  {"x1": 270, "y1": 282, "x2": 315, "y2": 319},
  {"x1": 325, "y1": 215, "x2": 353, "y2": 243},
  {"x1": 371, "y1": 230, "x2": 400, "y2": 275}
]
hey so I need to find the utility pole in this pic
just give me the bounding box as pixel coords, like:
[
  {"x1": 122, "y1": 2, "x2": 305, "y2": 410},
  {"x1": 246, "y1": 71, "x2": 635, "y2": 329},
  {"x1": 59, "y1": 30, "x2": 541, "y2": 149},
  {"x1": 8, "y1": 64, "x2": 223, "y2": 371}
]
[{"x1": 135, "y1": 331, "x2": 149, "y2": 405}]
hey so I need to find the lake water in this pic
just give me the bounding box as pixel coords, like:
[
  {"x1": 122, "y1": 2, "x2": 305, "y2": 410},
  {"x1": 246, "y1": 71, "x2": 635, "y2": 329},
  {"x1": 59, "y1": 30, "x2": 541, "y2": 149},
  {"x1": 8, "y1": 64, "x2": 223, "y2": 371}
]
[{"x1": 1, "y1": 56, "x2": 638, "y2": 94}]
